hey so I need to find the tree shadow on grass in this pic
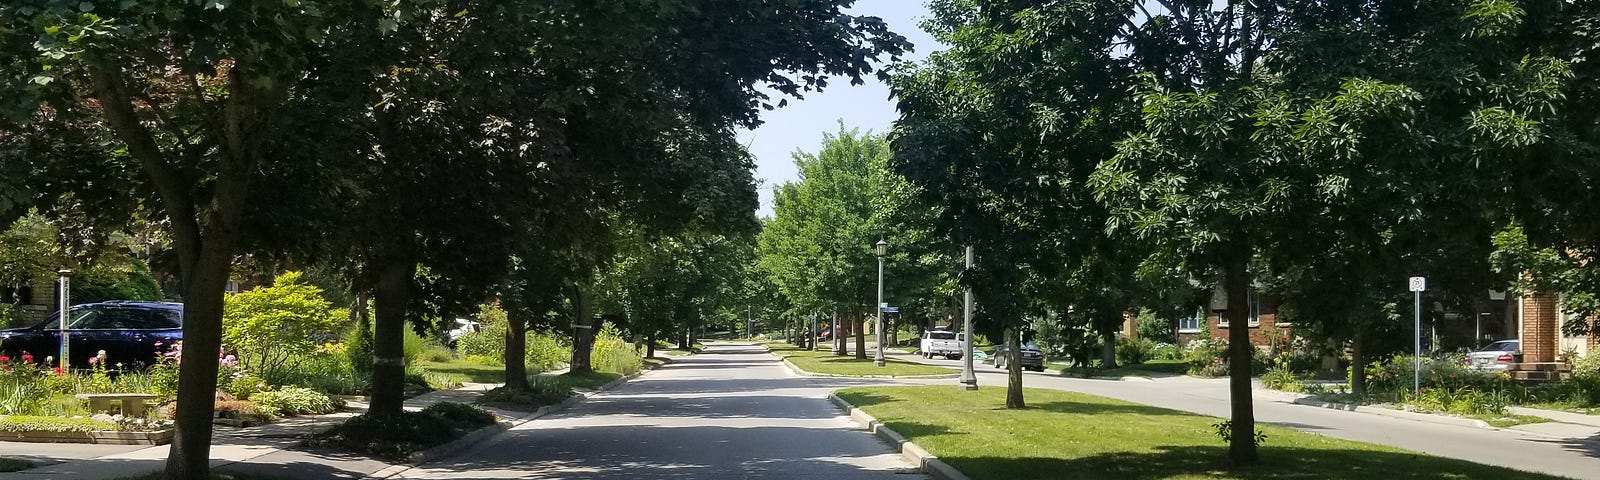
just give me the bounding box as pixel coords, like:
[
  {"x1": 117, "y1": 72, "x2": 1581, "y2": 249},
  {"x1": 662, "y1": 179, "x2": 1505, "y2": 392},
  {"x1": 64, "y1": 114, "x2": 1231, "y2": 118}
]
[
  {"x1": 835, "y1": 391, "x2": 898, "y2": 408},
  {"x1": 945, "y1": 445, "x2": 1564, "y2": 480},
  {"x1": 1024, "y1": 400, "x2": 1202, "y2": 418}
]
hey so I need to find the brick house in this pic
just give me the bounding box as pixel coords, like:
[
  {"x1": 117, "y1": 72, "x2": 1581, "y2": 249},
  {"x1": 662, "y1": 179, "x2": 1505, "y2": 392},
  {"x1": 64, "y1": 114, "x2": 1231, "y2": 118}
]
[
  {"x1": 0, "y1": 274, "x2": 60, "y2": 326},
  {"x1": 1174, "y1": 283, "x2": 1289, "y2": 348},
  {"x1": 1518, "y1": 291, "x2": 1597, "y2": 363}
]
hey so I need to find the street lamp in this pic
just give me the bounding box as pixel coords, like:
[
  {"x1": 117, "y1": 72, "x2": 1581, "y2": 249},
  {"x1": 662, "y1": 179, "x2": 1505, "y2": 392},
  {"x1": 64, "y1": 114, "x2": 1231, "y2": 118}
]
[
  {"x1": 959, "y1": 246, "x2": 977, "y2": 390},
  {"x1": 874, "y1": 239, "x2": 888, "y2": 367}
]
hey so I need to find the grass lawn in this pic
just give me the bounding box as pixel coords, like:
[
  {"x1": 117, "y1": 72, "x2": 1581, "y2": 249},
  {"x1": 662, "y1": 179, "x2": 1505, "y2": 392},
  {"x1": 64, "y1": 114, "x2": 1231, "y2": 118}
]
[
  {"x1": 768, "y1": 343, "x2": 954, "y2": 377},
  {"x1": 556, "y1": 370, "x2": 624, "y2": 390},
  {"x1": 835, "y1": 385, "x2": 1566, "y2": 480},
  {"x1": 416, "y1": 359, "x2": 507, "y2": 384}
]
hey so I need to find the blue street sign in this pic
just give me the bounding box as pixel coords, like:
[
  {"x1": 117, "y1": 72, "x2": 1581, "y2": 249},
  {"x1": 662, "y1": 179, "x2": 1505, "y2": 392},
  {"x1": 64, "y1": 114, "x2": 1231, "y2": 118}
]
[{"x1": 881, "y1": 307, "x2": 899, "y2": 313}]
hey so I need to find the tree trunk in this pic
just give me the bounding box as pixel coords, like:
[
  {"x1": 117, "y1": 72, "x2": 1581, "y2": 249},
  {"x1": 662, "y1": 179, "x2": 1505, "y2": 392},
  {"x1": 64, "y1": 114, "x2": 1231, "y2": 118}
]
[
  {"x1": 1006, "y1": 327, "x2": 1025, "y2": 408},
  {"x1": 646, "y1": 332, "x2": 657, "y2": 359},
  {"x1": 1101, "y1": 327, "x2": 1118, "y2": 369},
  {"x1": 1350, "y1": 328, "x2": 1366, "y2": 396},
  {"x1": 853, "y1": 313, "x2": 867, "y2": 360},
  {"x1": 569, "y1": 283, "x2": 596, "y2": 374},
  {"x1": 368, "y1": 256, "x2": 415, "y2": 418},
  {"x1": 504, "y1": 315, "x2": 529, "y2": 391},
  {"x1": 164, "y1": 244, "x2": 233, "y2": 480},
  {"x1": 1225, "y1": 257, "x2": 1258, "y2": 463},
  {"x1": 833, "y1": 311, "x2": 845, "y2": 356},
  {"x1": 678, "y1": 328, "x2": 690, "y2": 350}
]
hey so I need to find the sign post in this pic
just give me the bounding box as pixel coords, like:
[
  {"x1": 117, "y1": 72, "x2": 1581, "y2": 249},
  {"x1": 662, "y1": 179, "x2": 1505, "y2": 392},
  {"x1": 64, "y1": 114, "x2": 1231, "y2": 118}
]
[
  {"x1": 57, "y1": 269, "x2": 71, "y2": 373},
  {"x1": 960, "y1": 246, "x2": 977, "y2": 391},
  {"x1": 1409, "y1": 276, "x2": 1426, "y2": 397}
]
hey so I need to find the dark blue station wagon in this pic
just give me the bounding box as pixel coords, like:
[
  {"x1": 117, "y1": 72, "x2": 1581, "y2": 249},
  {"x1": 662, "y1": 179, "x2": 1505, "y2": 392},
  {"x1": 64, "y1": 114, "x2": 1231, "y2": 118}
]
[{"x1": 0, "y1": 301, "x2": 183, "y2": 368}]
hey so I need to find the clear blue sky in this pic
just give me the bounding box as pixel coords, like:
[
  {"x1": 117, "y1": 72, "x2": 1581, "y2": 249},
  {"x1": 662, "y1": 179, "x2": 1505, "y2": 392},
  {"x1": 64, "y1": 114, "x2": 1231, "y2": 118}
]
[{"x1": 739, "y1": 1, "x2": 943, "y2": 218}]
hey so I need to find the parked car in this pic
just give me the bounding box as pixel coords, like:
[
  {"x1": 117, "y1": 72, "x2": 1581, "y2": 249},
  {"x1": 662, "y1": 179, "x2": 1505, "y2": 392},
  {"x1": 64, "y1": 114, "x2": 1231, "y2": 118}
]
[
  {"x1": 446, "y1": 317, "x2": 480, "y2": 348},
  {"x1": 0, "y1": 301, "x2": 182, "y2": 368},
  {"x1": 993, "y1": 342, "x2": 1046, "y2": 372},
  {"x1": 1466, "y1": 339, "x2": 1520, "y2": 371},
  {"x1": 920, "y1": 329, "x2": 964, "y2": 360}
]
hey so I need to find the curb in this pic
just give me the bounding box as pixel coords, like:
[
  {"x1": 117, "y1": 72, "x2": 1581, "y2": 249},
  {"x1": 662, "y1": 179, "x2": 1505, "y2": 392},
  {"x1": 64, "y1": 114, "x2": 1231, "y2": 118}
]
[
  {"x1": 364, "y1": 365, "x2": 658, "y2": 479},
  {"x1": 827, "y1": 393, "x2": 971, "y2": 480},
  {"x1": 1285, "y1": 396, "x2": 1492, "y2": 429},
  {"x1": 778, "y1": 357, "x2": 961, "y2": 379}
]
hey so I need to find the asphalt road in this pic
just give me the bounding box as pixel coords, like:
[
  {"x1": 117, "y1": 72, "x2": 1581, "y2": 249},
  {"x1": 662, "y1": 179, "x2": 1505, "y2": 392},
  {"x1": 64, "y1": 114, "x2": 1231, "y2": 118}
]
[
  {"x1": 896, "y1": 351, "x2": 1600, "y2": 479},
  {"x1": 399, "y1": 343, "x2": 925, "y2": 479}
]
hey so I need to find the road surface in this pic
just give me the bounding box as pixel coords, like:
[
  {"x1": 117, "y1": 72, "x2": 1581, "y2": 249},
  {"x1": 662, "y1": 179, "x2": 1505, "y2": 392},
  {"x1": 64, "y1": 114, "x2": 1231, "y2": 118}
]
[{"x1": 400, "y1": 343, "x2": 924, "y2": 479}]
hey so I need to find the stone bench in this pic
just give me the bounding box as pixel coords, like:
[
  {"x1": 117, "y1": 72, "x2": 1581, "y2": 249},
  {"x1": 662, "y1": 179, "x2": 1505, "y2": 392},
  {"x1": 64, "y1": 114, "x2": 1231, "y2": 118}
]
[{"x1": 75, "y1": 393, "x2": 157, "y2": 417}]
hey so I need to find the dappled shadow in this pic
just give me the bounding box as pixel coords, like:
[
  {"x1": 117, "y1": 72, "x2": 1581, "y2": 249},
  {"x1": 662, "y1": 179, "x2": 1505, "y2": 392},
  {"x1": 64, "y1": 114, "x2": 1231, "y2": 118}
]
[
  {"x1": 944, "y1": 445, "x2": 1564, "y2": 480},
  {"x1": 217, "y1": 458, "x2": 383, "y2": 479},
  {"x1": 1026, "y1": 400, "x2": 1199, "y2": 418},
  {"x1": 408, "y1": 423, "x2": 921, "y2": 479},
  {"x1": 576, "y1": 394, "x2": 850, "y2": 420},
  {"x1": 1524, "y1": 430, "x2": 1600, "y2": 460}
]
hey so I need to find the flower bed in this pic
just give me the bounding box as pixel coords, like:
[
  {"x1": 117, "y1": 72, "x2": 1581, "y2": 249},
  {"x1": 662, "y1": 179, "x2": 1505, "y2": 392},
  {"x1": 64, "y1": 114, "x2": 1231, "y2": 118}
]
[{"x1": 0, "y1": 415, "x2": 172, "y2": 445}]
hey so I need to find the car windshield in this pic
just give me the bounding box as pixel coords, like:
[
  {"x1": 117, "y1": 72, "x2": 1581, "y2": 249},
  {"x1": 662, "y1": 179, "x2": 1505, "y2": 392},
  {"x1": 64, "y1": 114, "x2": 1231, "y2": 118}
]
[
  {"x1": 40, "y1": 306, "x2": 181, "y2": 330},
  {"x1": 928, "y1": 332, "x2": 956, "y2": 340},
  {"x1": 1479, "y1": 341, "x2": 1518, "y2": 352}
]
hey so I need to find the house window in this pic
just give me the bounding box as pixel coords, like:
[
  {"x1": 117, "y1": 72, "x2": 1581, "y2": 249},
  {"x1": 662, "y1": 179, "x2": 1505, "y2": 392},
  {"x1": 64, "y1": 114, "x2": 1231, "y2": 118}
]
[
  {"x1": 1178, "y1": 307, "x2": 1203, "y2": 333},
  {"x1": 1248, "y1": 288, "x2": 1261, "y2": 326},
  {"x1": 1217, "y1": 289, "x2": 1264, "y2": 327}
]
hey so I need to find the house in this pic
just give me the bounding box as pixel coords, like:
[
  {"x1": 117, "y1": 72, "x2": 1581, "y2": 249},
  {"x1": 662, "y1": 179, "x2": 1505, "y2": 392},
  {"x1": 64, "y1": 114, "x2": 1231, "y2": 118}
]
[
  {"x1": 0, "y1": 274, "x2": 59, "y2": 326},
  {"x1": 1176, "y1": 283, "x2": 1289, "y2": 349}
]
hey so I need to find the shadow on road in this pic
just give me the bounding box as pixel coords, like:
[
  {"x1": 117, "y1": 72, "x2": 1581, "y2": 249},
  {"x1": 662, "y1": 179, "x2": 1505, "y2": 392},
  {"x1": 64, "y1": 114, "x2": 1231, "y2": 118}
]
[{"x1": 944, "y1": 444, "x2": 1565, "y2": 480}]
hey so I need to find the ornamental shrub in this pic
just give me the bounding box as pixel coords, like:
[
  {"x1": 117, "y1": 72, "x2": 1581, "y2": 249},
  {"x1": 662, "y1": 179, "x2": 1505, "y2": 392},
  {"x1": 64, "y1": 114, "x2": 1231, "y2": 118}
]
[
  {"x1": 252, "y1": 386, "x2": 338, "y2": 417},
  {"x1": 1115, "y1": 336, "x2": 1156, "y2": 366},
  {"x1": 223, "y1": 272, "x2": 347, "y2": 385},
  {"x1": 592, "y1": 324, "x2": 642, "y2": 375}
]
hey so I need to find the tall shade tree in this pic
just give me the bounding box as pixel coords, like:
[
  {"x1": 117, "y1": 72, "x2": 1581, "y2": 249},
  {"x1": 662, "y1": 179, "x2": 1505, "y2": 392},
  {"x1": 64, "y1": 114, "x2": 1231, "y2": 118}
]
[{"x1": 0, "y1": 1, "x2": 375, "y2": 476}]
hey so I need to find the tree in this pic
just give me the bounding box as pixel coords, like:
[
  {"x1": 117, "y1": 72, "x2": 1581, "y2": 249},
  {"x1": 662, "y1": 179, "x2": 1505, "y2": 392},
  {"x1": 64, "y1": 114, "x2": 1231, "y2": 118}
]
[{"x1": 1, "y1": 1, "x2": 366, "y2": 475}]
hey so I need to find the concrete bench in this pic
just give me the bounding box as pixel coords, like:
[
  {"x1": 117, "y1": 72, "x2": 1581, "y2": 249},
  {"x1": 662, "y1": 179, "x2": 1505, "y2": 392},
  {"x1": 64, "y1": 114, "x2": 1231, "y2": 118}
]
[{"x1": 75, "y1": 393, "x2": 157, "y2": 417}]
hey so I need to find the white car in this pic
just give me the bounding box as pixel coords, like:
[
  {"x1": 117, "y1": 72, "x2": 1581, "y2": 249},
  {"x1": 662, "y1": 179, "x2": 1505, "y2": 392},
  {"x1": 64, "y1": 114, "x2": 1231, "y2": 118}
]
[
  {"x1": 1466, "y1": 340, "x2": 1519, "y2": 371},
  {"x1": 920, "y1": 329, "x2": 964, "y2": 360},
  {"x1": 447, "y1": 318, "x2": 481, "y2": 347}
]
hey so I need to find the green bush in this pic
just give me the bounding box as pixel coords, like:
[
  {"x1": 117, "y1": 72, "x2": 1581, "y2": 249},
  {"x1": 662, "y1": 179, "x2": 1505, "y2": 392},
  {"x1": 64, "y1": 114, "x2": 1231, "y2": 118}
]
[
  {"x1": 1115, "y1": 336, "x2": 1156, "y2": 366},
  {"x1": 422, "y1": 401, "x2": 495, "y2": 425},
  {"x1": 418, "y1": 343, "x2": 454, "y2": 363},
  {"x1": 526, "y1": 333, "x2": 570, "y2": 372},
  {"x1": 345, "y1": 319, "x2": 375, "y2": 373},
  {"x1": 1570, "y1": 353, "x2": 1600, "y2": 405},
  {"x1": 222, "y1": 272, "x2": 347, "y2": 385},
  {"x1": 592, "y1": 324, "x2": 642, "y2": 375},
  {"x1": 1262, "y1": 361, "x2": 1303, "y2": 392},
  {"x1": 215, "y1": 400, "x2": 276, "y2": 426},
  {"x1": 252, "y1": 386, "x2": 338, "y2": 417},
  {"x1": 0, "y1": 415, "x2": 115, "y2": 433},
  {"x1": 1152, "y1": 342, "x2": 1182, "y2": 360},
  {"x1": 478, "y1": 378, "x2": 573, "y2": 410},
  {"x1": 1184, "y1": 338, "x2": 1229, "y2": 376},
  {"x1": 311, "y1": 402, "x2": 496, "y2": 460}
]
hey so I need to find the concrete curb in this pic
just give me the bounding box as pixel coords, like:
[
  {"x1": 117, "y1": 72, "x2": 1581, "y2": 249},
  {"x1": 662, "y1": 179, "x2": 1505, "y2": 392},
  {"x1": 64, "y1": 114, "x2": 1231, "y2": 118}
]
[
  {"x1": 1284, "y1": 396, "x2": 1493, "y2": 429},
  {"x1": 827, "y1": 393, "x2": 972, "y2": 480},
  {"x1": 778, "y1": 357, "x2": 961, "y2": 379}
]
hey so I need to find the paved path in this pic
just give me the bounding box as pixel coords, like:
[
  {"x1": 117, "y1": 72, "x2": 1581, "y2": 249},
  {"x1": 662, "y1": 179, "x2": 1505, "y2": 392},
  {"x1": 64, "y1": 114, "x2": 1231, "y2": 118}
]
[
  {"x1": 398, "y1": 343, "x2": 924, "y2": 479},
  {"x1": 890, "y1": 350, "x2": 1600, "y2": 479}
]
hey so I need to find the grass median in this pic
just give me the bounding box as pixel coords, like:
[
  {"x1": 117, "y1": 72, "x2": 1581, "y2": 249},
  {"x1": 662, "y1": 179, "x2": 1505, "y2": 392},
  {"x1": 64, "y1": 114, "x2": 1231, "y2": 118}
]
[
  {"x1": 768, "y1": 343, "x2": 954, "y2": 377},
  {"x1": 835, "y1": 385, "x2": 1565, "y2": 480}
]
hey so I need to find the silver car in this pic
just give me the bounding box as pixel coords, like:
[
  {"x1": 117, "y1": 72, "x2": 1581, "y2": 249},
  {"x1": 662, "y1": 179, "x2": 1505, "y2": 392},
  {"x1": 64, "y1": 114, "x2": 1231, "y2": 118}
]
[{"x1": 1466, "y1": 340, "x2": 1519, "y2": 371}]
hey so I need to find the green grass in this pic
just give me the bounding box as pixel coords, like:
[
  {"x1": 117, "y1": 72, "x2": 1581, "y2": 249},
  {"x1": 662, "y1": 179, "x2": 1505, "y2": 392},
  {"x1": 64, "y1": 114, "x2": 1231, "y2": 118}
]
[
  {"x1": 416, "y1": 359, "x2": 506, "y2": 384},
  {"x1": 557, "y1": 370, "x2": 623, "y2": 390},
  {"x1": 769, "y1": 343, "x2": 954, "y2": 377},
  {"x1": 835, "y1": 386, "x2": 1566, "y2": 480},
  {"x1": 1479, "y1": 413, "x2": 1551, "y2": 428}
]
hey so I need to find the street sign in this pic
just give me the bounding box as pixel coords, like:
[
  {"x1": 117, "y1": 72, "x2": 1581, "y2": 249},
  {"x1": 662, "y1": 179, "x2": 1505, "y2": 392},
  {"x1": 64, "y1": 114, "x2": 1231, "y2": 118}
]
[
  {"x1": 882, "y1": 307, "x2": 899, "y2": 313},
  {"x1": 1408, "y1": 276, "x2": 1426, "y2": 292}
]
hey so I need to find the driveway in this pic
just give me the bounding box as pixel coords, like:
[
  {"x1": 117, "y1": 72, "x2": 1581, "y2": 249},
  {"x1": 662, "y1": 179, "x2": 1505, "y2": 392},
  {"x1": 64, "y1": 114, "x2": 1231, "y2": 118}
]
[{"x1": 399, "y1": 343, "x2": 925, "y2": 479}]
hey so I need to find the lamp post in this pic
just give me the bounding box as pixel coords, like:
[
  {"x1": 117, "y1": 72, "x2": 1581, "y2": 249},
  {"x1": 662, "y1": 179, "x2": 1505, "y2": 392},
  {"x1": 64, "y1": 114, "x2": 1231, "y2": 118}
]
[
  {"x1": 57, "y1": 269, "x2": 72, "y2": 373},
  {"x1": 874, "y1": 239, "x2": 888, "y2": 367},
  {"x1": 959, "y1": 246, "x2": 977, "y2": 390}
]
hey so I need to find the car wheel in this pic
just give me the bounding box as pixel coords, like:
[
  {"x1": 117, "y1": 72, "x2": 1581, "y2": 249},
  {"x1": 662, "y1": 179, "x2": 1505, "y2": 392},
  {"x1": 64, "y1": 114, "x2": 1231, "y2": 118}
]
[{"x1": 950, "y1": 354, "x2": 962, "y2": 361}]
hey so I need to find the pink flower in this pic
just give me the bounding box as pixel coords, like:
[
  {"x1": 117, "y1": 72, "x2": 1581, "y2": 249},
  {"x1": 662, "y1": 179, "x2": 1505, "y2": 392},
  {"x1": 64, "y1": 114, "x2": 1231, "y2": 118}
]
[
  {"x1": 21, "y1": 353, "x2": 33, "y2": 363},
  {"x1": 88, "y1": 356, "x2": 98, "y2": 365}
]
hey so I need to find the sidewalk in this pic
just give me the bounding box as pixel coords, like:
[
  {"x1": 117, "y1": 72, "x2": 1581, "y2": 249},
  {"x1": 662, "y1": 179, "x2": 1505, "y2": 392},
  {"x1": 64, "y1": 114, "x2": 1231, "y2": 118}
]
[{"x1": 0, "y1": 365, "x2": 622, "y2": 480}]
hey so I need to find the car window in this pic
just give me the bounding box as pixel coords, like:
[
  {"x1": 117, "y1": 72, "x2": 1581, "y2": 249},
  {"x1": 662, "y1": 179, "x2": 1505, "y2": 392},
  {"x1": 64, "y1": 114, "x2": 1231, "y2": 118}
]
[
  {"x1": 928, "y1": 332, "x2": 956, "y2": 340},
  {"x1": 1485, "y1": 341, "x2": 1518, "y2": 352},
  {"x1": 65, "y1": 309, "x2": 120, "y2": 329},
  {"x1": 122, "y1": 309, "x2": 181, "y2": 329}
]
